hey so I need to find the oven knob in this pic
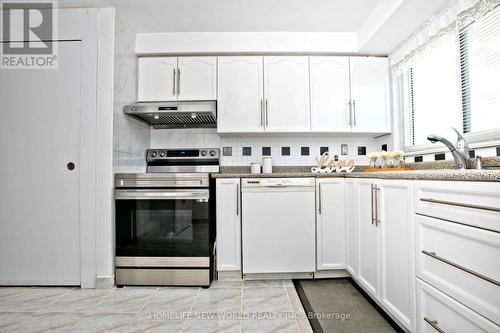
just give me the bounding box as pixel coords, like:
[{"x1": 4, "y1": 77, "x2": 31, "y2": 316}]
[
  {"x1": 150, "y1": 151, "x2": 157, "y2": 157},
  {"x1": 159, "y1": 151, "x2": 166, "y2": 157},
  {"x1": 201, "y1": 150, "x2": 207, "y2": 156},
  {"x1": 209, "y1": 150, "x2": 217, "y2": 157}
]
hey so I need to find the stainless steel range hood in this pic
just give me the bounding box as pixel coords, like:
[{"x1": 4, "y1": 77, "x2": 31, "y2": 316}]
[{"x1": 124, "y1": 101, "x2": 217, "y2": 129}]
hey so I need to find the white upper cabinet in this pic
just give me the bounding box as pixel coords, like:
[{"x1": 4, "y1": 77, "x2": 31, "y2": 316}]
[
  {"x1": 217, "y1": 57, "x2": 264, "y2": 133},
  {"x1": 137, "y1": 57, "x2": 177, "y2": 102},
  {"x1": 137, "y1": 56, "x2": 216, "y2": 102},
  {"x1": 310, "y1": 57, "x2": 351, "y2": 132},
  {"x1": 264, "y1": 57, "x2": 311, "y2": 132},
  {"x1": 177, "y1": 57, "x2": 217, "y2": 100},
  {"x1": 316, "y1": 179, "x2": 346, "y2": 271},
  {"x1": 350, "y1": 57, "x2": 390, "y2": 133}
]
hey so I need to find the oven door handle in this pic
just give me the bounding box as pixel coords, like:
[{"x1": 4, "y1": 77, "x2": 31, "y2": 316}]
[{"x1": 115, "y1": 189, "x2": 209, "y2": 200}]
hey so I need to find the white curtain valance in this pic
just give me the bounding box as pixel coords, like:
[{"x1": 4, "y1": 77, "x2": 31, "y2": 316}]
[{"x1": 389, "y1": 0, "x2": 500, "y2": 75}]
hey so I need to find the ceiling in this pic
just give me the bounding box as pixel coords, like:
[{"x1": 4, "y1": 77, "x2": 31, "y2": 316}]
[{"x1": 60, "y1": 0, "x2": 450, "y2": 54}]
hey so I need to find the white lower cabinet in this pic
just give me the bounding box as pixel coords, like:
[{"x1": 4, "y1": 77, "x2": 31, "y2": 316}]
[
  {"x1": 316, "y1": 179, "x2": 346, "y2": 270},
  {"x1": 353, "y1": 179, "x2": 414, "y2": 332},
  {"x1": 356, "y1": 179, "x2": 380, "y2": 298},
  {"x1": 345, "y1": 179, "x2": 357, "y2": 276},
  {"x1": 378, "y1": 180, "x2": 415, "y2": 332},
  {"x1": 416, "y1": 279, "x2": 500, "y2": 333},
  {"x1": 215, "y1": 179, "x2": 241, "y2": 272}
]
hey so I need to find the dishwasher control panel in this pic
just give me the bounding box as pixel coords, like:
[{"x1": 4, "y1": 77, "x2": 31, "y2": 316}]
[{"x1": 242, "y1": 178, "x2": 315, "y2": 188}]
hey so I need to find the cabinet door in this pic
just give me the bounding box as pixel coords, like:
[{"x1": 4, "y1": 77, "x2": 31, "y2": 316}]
[
  {"x1": 350, "y1": 57, "x2": 390, "y2": 133},
  {"x1": 137, "y1": 57, "x2": 177, "y2": 102},
  {"x1": 378, "y1": 180, "x2": 415, "y2": 332},
  {"x1": 217, "y1": 57, "x2": 264, "y2": 133},
  {"x1": 216, "y1": 179, "x2": 241, "y2": 271},
  {"x1": 177, "y1": 57, "x2": 217, "y2": 100},
  {"x1": 345, "y1": 179, "x2": 357, "y2": 276},
  {"x1": 356, "y1": 180, "x2": 380, "y2": 298},
  {"x1": 310, "y1": 57, "x2": 352, "y2": 132},
  {"x1": 316, "y1": 179, "x2": 346, "y2": 270},
  {"x1": 264, "y1": 57, "x2": 311, "y2": 132}
]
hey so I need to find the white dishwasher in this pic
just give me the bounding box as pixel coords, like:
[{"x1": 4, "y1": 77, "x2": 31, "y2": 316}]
[{"x1": 241, "y1": 178, "x2": 316, "y2": 276}]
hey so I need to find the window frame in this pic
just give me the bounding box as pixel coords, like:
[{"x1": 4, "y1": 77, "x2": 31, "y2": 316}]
[{"x1": 398, "y1": 8, "x2": 500, "y2": 155}]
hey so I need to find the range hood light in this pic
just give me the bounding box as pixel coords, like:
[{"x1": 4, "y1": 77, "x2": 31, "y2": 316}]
[
  {"x1": 154, "y1": 114, "x2": 160, "y2": 120},
  {"x1": 191, "y1": 113, "x2": 197, "y2": 119}
]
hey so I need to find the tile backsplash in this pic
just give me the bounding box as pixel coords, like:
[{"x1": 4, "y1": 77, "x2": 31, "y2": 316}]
[{"x1": 151, "y1": 129, "x2": 390, "y2": 166}]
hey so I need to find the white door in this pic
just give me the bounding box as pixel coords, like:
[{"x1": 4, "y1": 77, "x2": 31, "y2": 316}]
[
  {"x1": 0, "y1": 41, "x2": 81, "y2": 285},
  {"x1": 215, "y1": 179, "x2": 241, "y2": 271},
  {"x1": 350, "y1": 57, "x2": 390, "y2": 133},
  {"x1": 356, "y1": 180, "x2": 380, "y2": 298},
  {"x1": 345, "y1": 179, "x2": 357, "y2": 276},
  {"x1": 310, "y1": 57, "x2": 352, "y2": 132},
  {"x1": 264, "y1": 57, "x2": 311, "y2": 132},
  {"x1": 137, "y1": 57, "x2": 177, "y2": 102},
  {"x1": 177, "y1": 57, "x2": 217, "y2": 100},
  {"x1": 379, "y1": 180, "x2": 415, "y2": 331},
  {"x1": 316, "y1": 179, "x2": 346, "y2": 270},
  {"x1": 217, "y1": 57, "x2": 264, "y2": 133}
]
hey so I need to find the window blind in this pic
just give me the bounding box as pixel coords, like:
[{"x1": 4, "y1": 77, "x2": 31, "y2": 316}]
[{"x1": 461, "y1": 4, "x2": 500, "y2": 133}]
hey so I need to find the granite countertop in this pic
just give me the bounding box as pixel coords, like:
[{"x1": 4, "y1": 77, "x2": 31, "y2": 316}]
[{"x1": 212, "y1": 168, "x2": 500, "y2": 182}]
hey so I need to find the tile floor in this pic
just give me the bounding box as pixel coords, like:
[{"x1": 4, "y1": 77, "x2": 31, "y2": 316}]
[{"x1": 0, "y1": 280, "x2": 313, "y2": 333}]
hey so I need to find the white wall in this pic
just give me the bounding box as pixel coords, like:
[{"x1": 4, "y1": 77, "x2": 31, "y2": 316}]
[{"x1": 112, "y1": 9, "x2": 150, "y2": 173}]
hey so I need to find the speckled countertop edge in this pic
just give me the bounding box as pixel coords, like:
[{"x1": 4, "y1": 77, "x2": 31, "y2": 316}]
[{"x1": 212, "y1": 167, "x2": 500, "y2": 182}]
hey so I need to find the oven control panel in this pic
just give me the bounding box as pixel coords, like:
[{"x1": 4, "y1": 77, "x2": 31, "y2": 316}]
[{"x1": 147, "y1": 148, "x2": 220, "y2": 163}]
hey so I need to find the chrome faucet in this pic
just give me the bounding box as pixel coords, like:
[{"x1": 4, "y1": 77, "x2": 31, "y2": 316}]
[{"x1": 427, "y1": 127, "x2": 469, "y2": 170}]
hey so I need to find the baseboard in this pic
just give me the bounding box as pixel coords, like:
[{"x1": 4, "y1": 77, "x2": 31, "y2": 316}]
[
  {"x1": 314, "y1": 270, "x2": 350, "y2": 279},
  {"x1": 95, "y1": 275, "x2": 115, "y2": 289},
  {"x1": 216, "y1": 271, "x2": 242, "y2": 281},
  {"x1": 243, "y1": 272, "x2": 314, "y2": 280}
]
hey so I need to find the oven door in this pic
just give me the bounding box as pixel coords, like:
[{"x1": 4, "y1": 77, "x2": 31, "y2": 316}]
[{"x1": 115, "y1": 189, "x2": 211, "y2": 260}]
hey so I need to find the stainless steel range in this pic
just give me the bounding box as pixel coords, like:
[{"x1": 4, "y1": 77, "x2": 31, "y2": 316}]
[{"x1": 114, "y1": 148, "x2": 219, "y2": 287}]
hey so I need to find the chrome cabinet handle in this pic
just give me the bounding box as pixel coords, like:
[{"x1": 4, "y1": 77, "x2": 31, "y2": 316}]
[
  {"x1": 260, "y1": 98, "x2": 264, "y2": 127},
  {"x1": 236, "y1": 182, "x2": 240, "y2": 216},
  {"x1": 115, "y1": 189, "x2": 209, "y2": 201},
  {"x1": 318, "y1": 183, "x2": 322, "y2": 214},
  {"x1": 371, "y1": 184, "x2": 375, "y2": 224},
  {"x1": 422, "y1": 250, "x2": 500, "y2": 286},
  {"x1": 374, "y1": 185, "x2": 380, "y2": 226},
  {"x1": 173, "y1": 68, "x2": 176, "y2": 95},
  {"x1": 420, "y1": 198, "x2": 500, "y2": 213},
  {"x1": 352, "y1": 100, "x2": 357, "y2": 126},
  {"x1": 265, "y1": 99, "x2": 269, "y2": 127},
  {"x1": 177, "y1": 68, "x2": 180, "y2": 95},
  {"x1": 424, "y1": 317, "x2": 445, "y2": 333},
  {"x1": 348, "y1": 100, "x2": 352, "y2": 126}
]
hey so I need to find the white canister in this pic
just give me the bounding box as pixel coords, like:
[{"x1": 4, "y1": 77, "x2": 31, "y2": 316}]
[
  {"x1": 262, "y1": 157, "x2": 273, "y2": 174},
  {"x1": 250, "y1": 163, "x2": 261, "y2": 174}
]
